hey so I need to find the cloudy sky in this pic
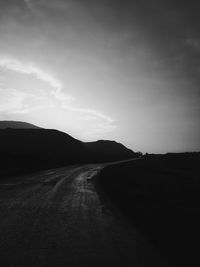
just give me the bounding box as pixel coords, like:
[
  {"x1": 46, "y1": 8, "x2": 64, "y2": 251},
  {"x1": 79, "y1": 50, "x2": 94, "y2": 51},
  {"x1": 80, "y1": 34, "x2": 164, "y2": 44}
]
[{"x1": 0, "y1": 0, "x2": 200, "y2": 153}]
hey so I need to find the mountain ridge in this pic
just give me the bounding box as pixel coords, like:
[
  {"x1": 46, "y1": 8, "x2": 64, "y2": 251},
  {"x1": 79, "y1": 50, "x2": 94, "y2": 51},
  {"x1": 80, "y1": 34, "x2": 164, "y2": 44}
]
[
  {"x1": 0, "y1": 121, "x2": 41, "y2": 129},
  {"x1": 0, "y1": 121, "x2": 140, "y2": 177}
]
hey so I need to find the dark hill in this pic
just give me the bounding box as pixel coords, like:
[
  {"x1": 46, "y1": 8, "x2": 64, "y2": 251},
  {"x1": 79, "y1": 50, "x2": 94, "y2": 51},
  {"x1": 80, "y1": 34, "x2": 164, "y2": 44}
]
[
  {"x1": 0, "y1": 128, "x2": 85, "y2": 161},
  {"x1": 0, "y1": 121, "x2": 139, "y2": 177},
  {"x1": 0, "y1": 121, "x2": 41, "y2": 129},
  {"x1": 0, "y1": 128, "x2": 86, "y2": 177},
  {"x1": 85, "y1": 140, "x2": 136, "y2": 162}
]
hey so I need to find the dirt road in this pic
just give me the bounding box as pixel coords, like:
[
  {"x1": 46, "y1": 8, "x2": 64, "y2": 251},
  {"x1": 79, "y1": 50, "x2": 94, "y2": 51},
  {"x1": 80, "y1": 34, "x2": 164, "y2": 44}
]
[{"x1": 0, "y1": 164, "x2": 170, "y2": 266}]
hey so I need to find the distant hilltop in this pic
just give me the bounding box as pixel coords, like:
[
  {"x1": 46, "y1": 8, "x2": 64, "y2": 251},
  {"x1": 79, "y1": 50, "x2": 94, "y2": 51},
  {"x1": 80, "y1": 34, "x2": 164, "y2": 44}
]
[{"x1": 0, "y1": 121, "x2": 41, "y2": 129}]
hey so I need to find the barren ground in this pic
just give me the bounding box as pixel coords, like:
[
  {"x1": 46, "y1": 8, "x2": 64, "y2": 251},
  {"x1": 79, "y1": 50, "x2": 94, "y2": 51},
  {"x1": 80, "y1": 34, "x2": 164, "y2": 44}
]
[{"x1": 0, "y1": 164, "x2": 169, "y2": 266}]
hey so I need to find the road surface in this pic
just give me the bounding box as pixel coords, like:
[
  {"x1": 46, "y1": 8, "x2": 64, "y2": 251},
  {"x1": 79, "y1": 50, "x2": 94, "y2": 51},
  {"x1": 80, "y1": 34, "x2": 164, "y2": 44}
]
[{"x1": 0, "y1": 164, "x2": 170, "y2": 266}]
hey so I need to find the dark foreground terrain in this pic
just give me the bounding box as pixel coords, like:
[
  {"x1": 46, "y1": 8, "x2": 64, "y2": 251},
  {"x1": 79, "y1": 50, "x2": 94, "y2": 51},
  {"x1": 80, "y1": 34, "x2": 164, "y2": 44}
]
[
  {"x1": 0, "y1": 163, "x2": 169, "y2": 267},
  {"x1": 97, "y1": 153, "x2": 200, "y2": 266}
]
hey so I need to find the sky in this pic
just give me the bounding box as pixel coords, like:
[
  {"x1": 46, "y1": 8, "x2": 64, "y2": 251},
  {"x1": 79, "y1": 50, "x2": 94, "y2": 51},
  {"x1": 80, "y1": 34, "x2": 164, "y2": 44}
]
[{"x1": 0, "y1": 0, "x2": 200, "y2": 153}]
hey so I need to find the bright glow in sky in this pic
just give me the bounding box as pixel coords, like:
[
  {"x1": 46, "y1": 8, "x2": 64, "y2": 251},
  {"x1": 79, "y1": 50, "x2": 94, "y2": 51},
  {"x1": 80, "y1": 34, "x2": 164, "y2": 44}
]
[
  {"x1": 0, "y1": 55, "x2": 116, "y2": 139},
  {"x1": 0, "y1": 0, "x2": 200, "y2": 153}
]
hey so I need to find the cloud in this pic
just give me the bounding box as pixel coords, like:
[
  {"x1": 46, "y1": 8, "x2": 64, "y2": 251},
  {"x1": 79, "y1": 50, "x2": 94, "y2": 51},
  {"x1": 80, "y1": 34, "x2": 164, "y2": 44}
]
[
  {"x1": 23, "y1": 0, "x2": 70, "y2": 17},
  {"x1": 24, "y1": 0, "x2": 42, "y2": 16},
  {"x1": 0, "y1": 55, "x2": 116, "y2": 138},
  {"x1": 0, "y1": 56, "x2": 62, "y2": 89},
  {"x1": 0, "y1": 88, "x2": 27, "y2": 112},
  {"x1": 63, "y1": 105, "x2": 116, "y2": 138},
  {"x1": 0, "y1": 56, "x2": 69, "y2": 115},
  {"x1": 8, "y1": 103, "x2": 54, "y2": 114},
  {"x1": 0, "y1": 55, "x2": 68, "y2": 102},
  {"x1": 63, "y1": 105, "x2": 114, "y2": 123}
]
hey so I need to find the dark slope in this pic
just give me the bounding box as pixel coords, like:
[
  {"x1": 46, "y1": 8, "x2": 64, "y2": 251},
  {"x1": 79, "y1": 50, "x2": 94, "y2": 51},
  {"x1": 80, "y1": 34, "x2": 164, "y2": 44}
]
[
  {"x1": 0, "y1": 121, "x2": 41, "y2": 129},
  {"x1": 85, "y1": 140, "x2": 137, "y2": 162},
  {"x1": 0, "y1": 122, "x2": 139, "y2": 177},
  {"x1": 0, "y1": 129, "x2": 85, "y2": 160},
  {"x1": 0, "y1": 128, "x2": 86, "y2": 177}
]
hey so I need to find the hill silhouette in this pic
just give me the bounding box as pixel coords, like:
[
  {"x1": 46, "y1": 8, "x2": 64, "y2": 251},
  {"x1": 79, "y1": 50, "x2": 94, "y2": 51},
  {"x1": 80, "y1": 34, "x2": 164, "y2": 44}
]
[
  {"x1": 0, "y1": 121, "x2": 139, "y2": 177},
  {"x1": 0, "y1": 121, "x2": 41, "y2": 129},
  {"x1": 85, "y1": 140, "x2": 136, "y2": 162}
]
